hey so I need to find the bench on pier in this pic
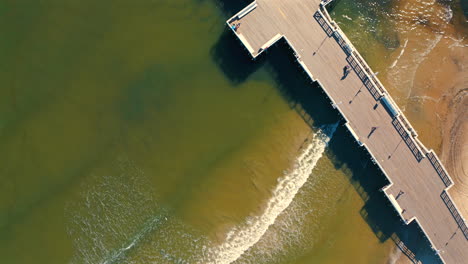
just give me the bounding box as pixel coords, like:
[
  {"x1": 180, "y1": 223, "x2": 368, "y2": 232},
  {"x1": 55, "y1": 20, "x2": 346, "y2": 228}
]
[
  {"x1": 237, "y1": 1, "x2": 257, "y2": 19},
  {"x1": 380, "y1": 96, "x2": 399, "y2": 118}
]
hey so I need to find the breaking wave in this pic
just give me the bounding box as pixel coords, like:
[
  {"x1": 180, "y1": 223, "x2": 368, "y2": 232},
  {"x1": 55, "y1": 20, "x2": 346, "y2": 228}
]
[{"x1": 204, "y1": 123, "x2": 338, "y2": 264}]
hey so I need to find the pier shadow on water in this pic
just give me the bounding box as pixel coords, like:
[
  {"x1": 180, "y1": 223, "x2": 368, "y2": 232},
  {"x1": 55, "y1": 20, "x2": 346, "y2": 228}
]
[
  {"x1": 210, "y1": 30, "x2": 266, "y2": 85},
  {"x1": 211, "y1": 30, "x2": 339, "y2": 127},
  {"x1": 211, "y1": 29, "x2": 443, "y2": 263},
  {"x1": 197, "y1": 0, "x2": 254, "y2": 18}
]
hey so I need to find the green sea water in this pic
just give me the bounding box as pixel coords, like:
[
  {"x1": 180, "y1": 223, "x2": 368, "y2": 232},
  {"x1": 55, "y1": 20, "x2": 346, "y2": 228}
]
[{"x1": 1, "y1": 0, "x2": 460, "y2": 263}]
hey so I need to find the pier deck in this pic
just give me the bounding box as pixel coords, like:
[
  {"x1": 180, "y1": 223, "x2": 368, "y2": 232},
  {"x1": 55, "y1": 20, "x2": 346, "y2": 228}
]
[{"x1": 226, "y1": 0, "x2": 468, "y2": 263}]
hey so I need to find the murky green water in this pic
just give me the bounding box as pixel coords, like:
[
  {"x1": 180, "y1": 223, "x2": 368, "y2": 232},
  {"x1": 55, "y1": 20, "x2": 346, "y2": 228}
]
[{"x1": 1, "y1": 0, "x2": 464, "y2": 263}]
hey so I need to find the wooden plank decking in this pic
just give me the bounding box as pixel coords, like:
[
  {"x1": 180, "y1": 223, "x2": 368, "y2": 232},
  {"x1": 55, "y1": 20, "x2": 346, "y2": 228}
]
[{"x1": 226, "y1": 0, "x2": 468, "y2": 263}]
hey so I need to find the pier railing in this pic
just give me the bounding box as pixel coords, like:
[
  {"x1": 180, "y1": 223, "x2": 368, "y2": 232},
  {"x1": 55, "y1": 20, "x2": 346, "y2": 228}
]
[
  {"x1": 345, "y1": 55, "x2": 381, "y2": 100},
  {"x1": 427, "y1": 152, "x2": 453, "y2": 188},
  {"x1": 391, "y1": 118, "x2": 424, "y2": 162},
  {"x1": 391, "y1": 234, "x2": 422, "y2": 264},
  {"x1": 399, "y1": 113, "x2": 418, "y2": 137},
  {"x1": 313, "y1": 10, "x2": 334, "y2": 37},
  {"x1": 441, "y1": 191, "x2": 468, "y2": 240},
  {"x1": 332, "y1": 31, "x2": 353, "y2": 55},
  {"x1": 351, "y1": 50, "x2": 386, "y2": 95}
]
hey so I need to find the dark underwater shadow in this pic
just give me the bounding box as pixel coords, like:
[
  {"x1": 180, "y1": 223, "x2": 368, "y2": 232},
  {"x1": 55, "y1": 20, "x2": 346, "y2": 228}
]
[
  {"x1": 210, "y1": 29, "x2": 265, "y2": 85},
  {"x1": 210, "y1": 14, "x2": 442, "y2": 263},
  {"x1": 211, "y1": 0, "x2": 254, "y2": 16}
]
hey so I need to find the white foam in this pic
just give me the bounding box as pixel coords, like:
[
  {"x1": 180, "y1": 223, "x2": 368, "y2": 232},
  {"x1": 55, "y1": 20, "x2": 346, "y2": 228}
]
[
  {"x1": 67, "y1": 159, "x2": 165, "y2": 264},
  {"x1": 389, "y1": 38, "x2": 408, "y2": 69},
  {"x1": 204, "y1": 124, "x2": 338, "y2": 264},
  {"x1": 342, "y1": 15, "x2": 353, "y2": 21},
  {"x1": 387, "y1": 34, "x2": 442, "y2": 100}
]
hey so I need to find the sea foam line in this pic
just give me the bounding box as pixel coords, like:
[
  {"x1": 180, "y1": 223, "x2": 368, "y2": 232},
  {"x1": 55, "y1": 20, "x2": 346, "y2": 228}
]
[
  {"x1": 389, "y1": 38, "x2": 408, "y2": 69},
  {"x1": 204, "y1": 123, "x2": 338, "y2": 264}
]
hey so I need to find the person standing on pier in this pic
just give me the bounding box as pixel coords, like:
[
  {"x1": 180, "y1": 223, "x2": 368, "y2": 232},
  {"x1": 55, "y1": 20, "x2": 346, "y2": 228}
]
[
  {"x1": 368, "y1": 126, "x2": 378, "y2": 138},
  {"x1": 342, "y1": 65, "x2": 350, "y2": 80}
]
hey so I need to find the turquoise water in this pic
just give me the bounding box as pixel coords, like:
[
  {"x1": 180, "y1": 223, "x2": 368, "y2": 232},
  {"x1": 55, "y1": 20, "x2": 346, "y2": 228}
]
[{"x1": 1, "y1": 0, "x2": 464, "y2": 263}]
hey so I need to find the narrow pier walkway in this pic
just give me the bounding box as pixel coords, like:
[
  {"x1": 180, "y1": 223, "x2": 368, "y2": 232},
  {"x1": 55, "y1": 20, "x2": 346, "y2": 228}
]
[{"x1": 226, "y1": 1, "x2": 468, "y2": 263}]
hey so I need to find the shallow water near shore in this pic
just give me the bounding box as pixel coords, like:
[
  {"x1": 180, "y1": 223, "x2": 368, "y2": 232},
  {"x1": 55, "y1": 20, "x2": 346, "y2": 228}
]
[{"x1": 0, "y1": 0, "x2": 465, "y2": 263}]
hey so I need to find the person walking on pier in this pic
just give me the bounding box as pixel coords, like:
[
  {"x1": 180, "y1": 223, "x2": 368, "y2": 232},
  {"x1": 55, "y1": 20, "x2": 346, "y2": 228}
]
[
  {"x1": 368, "y1": 126, "x2": 378, "y2": 138},
  {"x1": 396, "y1": 190, "x2": 404, "y2": 200},
  {"x1": 341, "y1": 65, "x2": 350, "y2": 80}
]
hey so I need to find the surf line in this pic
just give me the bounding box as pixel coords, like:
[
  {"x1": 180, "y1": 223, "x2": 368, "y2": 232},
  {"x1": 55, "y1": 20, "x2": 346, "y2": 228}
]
[{"x1": 204, "y1": 123, "x2": 338, "y2": 264}]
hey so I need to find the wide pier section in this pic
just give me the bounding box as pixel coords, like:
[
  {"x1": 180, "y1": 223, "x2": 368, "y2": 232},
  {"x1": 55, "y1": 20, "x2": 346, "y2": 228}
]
[{"x1": 226, "y1": 0, "x2": 468, "y2": 263}]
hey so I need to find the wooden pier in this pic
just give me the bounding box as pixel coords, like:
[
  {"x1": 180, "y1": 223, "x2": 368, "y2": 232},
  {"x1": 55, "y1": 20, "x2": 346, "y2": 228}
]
[{"x1": 226, "y1": 0, "x2": 468, "y2": 263}]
